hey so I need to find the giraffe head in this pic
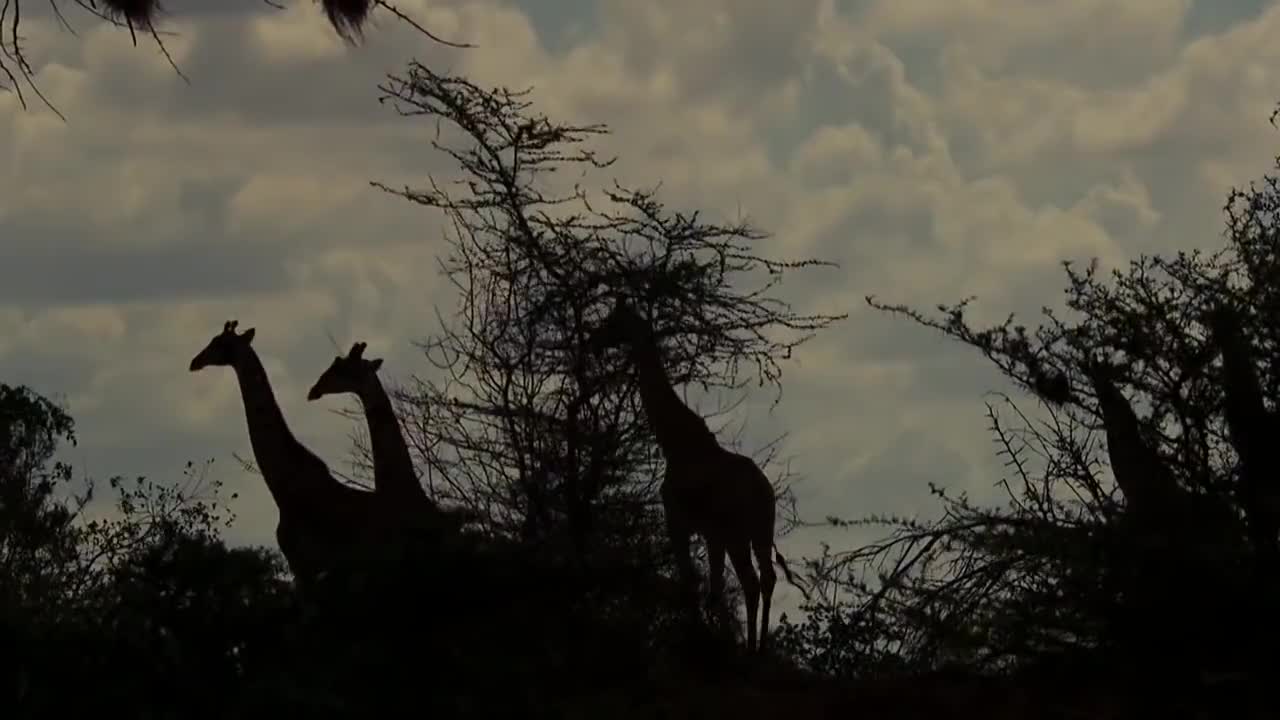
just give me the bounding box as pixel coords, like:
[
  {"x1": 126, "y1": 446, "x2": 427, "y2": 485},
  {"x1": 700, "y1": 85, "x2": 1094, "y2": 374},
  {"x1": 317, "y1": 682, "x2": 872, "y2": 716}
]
[
  {"x1": 306, "y1": 342, "x2": 384, "y2": 401},
  {"x1": 189, "y1": 321, "x2": 256, "y2": 371},
  {"x1": 588, "y1": 297, "x2": 647, "y2": 354},
  {"x1": 1204, "y1": 302, "x2": 1244, "y2": 343},
  {"x1": 1082, "y1": 353, "x2": 1114, "y2": 384}
]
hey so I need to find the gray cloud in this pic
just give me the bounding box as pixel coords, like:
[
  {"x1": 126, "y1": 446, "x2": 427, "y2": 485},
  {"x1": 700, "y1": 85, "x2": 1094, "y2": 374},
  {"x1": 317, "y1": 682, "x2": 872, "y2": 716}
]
[{"x1": 1, "y1": 214, "x2": 289, "y2": 306}]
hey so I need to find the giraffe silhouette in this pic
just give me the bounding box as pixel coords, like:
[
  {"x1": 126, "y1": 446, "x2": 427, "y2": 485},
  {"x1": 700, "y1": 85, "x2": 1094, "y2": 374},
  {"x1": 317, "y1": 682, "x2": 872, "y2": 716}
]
[
  {"x1": 306, "y1": 340, "x2": 467, "y2": 536},
  {"x1": 1205, "y1": 305, "x2": 1280, "y2": 563},
  {"x1": 1084, "y1": 357, "x2": 1182, "y2": 520},
  {"x1": 589, "y1": 298, "x2": 796, "y2": 652},
  {"x1": 1084, "y1": 354, "x2": 1238, "y2": 532},
  {"x1": 189, "y1": 321, "x2": 380, "y2": 590},
  {"x1": 1084, "y1": 353, "x2": 1247, "y2": 682}
]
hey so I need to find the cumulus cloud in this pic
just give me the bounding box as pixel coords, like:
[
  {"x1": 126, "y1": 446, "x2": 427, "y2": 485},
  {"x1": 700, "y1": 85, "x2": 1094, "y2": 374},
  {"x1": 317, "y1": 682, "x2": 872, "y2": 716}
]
[{"x1": 4, "y1": 0, "x2": 1280, "y2": 620}]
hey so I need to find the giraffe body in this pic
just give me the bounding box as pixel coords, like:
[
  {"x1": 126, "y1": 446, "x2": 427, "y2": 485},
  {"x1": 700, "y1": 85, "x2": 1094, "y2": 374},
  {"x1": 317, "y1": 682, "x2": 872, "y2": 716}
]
[{"x1": 591, "y1": 299, "x2": 788, "y2": 652}]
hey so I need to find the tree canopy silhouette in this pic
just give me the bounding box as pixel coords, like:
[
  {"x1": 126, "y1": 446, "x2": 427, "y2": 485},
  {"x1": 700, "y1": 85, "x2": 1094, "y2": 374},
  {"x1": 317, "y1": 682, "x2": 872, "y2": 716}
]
[
  {"x1": 4, "y1": 64, "x2": 848, "y2": 718},
  {"x1": 353, "y1": 64, "x2": 845, "y2": 644},
  {"x1": 1, "y1": 382, "x2": 299, "y2": 715},
  {"x1": 777, "y1": 105, "x2": 1280, "y2": 696}
]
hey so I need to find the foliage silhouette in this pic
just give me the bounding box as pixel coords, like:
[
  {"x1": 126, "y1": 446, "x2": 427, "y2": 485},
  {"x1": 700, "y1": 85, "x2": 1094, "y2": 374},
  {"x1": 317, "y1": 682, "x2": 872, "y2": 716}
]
[
  {"x1": 1, "y1": 382, "x2": 292, "y2": 715},
  {"x1": 8, "y1": 57, "x2": 846, "y2": 717},
  {"x1": 2, "y1": 382, "x2": 748, "y2": 716},
  {"x1": 357, "y1": 62, "x2": 843, "y2": 644},
  {"x1": 16, "y1": 18, "x2": 1280, "y2": 719},
  {"x1": 6, "y1": 61, "x2": 850, "y2": 716},
  {"x1": 776, "y1": 104, "x2": 1280, "y2": 703}
]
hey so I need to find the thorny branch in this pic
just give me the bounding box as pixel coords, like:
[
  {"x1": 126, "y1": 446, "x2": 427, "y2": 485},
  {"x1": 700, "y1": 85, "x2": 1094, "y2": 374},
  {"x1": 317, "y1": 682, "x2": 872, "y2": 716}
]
[{"x1": 781, "y1": 117, "x2": 1280, "y2": 677}]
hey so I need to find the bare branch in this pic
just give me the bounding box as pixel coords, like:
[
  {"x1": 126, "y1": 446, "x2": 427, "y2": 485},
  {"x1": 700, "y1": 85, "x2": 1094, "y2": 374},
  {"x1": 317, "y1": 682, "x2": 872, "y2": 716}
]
[{"x1": 369, "y1": 64, "x2": 843, "y2": 597}]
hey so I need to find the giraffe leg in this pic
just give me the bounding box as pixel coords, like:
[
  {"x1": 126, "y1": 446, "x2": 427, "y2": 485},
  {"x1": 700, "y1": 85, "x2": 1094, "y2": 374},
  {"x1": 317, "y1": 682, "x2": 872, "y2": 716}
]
[
  {"x1": 276, "y1": 521, "x2": 316, "y2": 592},
  {"x1": 668, "y1": 523, "x2": 699, "y2": 619},
  {"x1": 662, "y1": 485, "x2": 699, "y2": 619},
  {"x1": 707, "y1": 539, "x2": 728, "y2": 633},
  {"x1": 727, "y1": 542, "x2": 760, "y2": 652},
  {"x1": 752, "y1": 538, "x2": 777, "y2": 653}
]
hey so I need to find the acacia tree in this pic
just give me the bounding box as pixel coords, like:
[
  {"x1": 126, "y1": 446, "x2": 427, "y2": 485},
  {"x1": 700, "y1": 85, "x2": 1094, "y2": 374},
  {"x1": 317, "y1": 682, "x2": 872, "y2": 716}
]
[
  {"x1": 363, "y1": 64, "x2": 844, "y2": 625},
  {"x1": 0, "y1": 0, "x2": 469, "y2": 118},
  {"x1": 777, "y1": 105, "x2": 1280, "y2": 685}
]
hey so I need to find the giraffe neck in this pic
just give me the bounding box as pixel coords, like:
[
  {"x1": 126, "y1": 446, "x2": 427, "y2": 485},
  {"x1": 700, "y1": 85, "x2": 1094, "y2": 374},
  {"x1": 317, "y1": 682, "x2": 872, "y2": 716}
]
[
  {"x1": 356, "y1": 374, "x2": 428, "y2": 504},
  {"x1": 230, "y1": 347, "x2": 334, "y2": 511},
  {"x1": 1093, "y1": 377, "x2": 1168, "y2": 512},
  {"x1": 625, "y1": 331, "x2": 718, "y2": 463},
  {"x1": 1217, "y1": 329, "x2": 1269, "y2": 460}
]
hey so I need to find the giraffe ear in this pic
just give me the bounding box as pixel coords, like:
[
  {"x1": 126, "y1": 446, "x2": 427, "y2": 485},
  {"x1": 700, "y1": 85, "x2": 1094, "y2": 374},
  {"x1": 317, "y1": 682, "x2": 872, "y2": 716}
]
[
  {"x1": 241, "y1": 327, "x2": 256, "y2": 343},
  {"x1": 369, "y1": 358, "x2": 383, "y2": 372}
]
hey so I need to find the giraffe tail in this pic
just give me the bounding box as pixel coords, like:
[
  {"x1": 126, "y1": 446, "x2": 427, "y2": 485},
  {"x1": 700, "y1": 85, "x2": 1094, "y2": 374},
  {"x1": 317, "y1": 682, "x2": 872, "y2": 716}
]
[{"x1": 772, "y1": 542, "x2": 812, "y2": 601}]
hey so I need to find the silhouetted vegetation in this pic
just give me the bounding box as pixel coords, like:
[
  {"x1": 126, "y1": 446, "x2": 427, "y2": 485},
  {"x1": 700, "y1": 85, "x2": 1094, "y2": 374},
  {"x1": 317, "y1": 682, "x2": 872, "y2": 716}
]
[
  {"x1": 10, "y1": 5, "x2": 1280, "y2": 713},
  {"x1": 5, "y1": 63, "x2": 847, "y2": 717},
  {"x1": 775, "y1": 106, "x2": 1280, "y2": 713},
  {"x1": 1, "y1": 380, "x2": 780, "y2": 717},
  {"x1": 366, "y1": 63, "x2": 842, "y2": 607},
  {"x1": 1, "y1": 383, "x2": 293, "y2": 715}
]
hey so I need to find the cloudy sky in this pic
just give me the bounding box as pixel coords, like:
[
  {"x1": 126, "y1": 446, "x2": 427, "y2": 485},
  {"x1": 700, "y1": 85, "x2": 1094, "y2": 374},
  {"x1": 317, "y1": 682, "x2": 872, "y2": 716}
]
[{"x1": 3, "y1": 0, "x2": 1280, "y2": 620}]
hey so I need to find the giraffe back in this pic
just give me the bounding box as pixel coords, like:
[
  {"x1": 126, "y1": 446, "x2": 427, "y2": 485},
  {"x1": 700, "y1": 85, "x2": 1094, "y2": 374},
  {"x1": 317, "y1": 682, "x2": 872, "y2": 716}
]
[{"x1": 664, "y1": 448, "x2": 776, "y2": 545}]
